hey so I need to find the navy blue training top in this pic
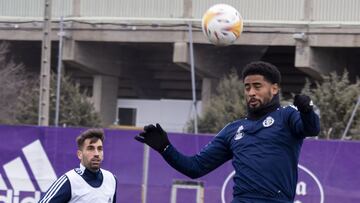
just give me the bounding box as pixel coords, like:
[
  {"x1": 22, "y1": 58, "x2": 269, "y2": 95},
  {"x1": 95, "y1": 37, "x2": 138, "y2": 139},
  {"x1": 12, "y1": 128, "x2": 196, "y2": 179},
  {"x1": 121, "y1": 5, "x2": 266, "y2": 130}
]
[{"x1": 162, "y1": 106, "x2": 320, "y2": 203}]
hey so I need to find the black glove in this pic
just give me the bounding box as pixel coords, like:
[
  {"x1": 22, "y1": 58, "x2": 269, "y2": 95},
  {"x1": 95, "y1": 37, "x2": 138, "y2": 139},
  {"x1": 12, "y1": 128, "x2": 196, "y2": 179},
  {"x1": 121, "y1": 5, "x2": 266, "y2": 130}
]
[
  {"x1": 134, "y1": 123, "x2": 170, "y2": 153},
  {"x1": 294, "y1": 94, "x2": 313, "y2": 113}
]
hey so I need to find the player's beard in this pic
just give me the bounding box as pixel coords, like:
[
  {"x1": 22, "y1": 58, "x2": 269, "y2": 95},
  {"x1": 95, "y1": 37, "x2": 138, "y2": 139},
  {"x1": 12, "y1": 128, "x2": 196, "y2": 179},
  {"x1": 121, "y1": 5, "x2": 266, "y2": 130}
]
[
  {"x1": 247, "y1": 92, "x2": 272, "y2": 111},
  {"x1": 247, "y1": 93, "x2": 280, "y2": 119},
  {"x1": 87, "y1": 158, "x2": 102, "y2": 172}
]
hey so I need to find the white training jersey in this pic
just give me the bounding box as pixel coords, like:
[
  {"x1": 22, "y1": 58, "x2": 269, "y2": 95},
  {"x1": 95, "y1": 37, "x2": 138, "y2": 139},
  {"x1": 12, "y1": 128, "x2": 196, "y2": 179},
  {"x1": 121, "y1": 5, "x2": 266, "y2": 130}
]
[{"x1": 66, "y1": 168, "x2": 116, "y2": 203}]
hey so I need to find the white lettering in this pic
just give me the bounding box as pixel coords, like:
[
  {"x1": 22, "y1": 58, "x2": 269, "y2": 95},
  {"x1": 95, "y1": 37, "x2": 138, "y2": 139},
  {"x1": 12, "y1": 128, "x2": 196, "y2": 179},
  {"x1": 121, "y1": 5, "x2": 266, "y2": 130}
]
[
  {"x1": 13, "y1": 190, "x2": 19, "y2": 203},
  {"x1": 20, "y1": 191, "x2": 40, "y2": 203},
  {"x1": 0, "y1": 190, "x2": 40, "y2": 203},
  {"x1": 0, "y1": 190, "x2": 12, "y2": 203},
  {"x1": 296, "y1": 181, "x2": 307, "y2": 196}
]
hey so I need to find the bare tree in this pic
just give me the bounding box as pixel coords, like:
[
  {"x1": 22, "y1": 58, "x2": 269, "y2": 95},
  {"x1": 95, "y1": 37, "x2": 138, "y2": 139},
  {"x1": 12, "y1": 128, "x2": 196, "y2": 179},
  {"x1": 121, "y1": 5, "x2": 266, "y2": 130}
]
[
  {"x1": 14, "y1": 72, "x2": 102, "y2": 127},
  {"x1": 0, "y1": 41, "x2": 101, "y2": 127}
]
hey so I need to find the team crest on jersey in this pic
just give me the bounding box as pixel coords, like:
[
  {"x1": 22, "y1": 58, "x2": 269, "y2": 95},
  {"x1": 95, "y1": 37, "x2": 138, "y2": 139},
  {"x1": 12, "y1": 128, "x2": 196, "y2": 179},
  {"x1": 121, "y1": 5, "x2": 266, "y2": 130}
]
[
  {"x1": 234, "y1": 125, "x2": 244, "y2": 140},
  {"x1": 74, "y1": 168, "x2": 84, "y2": 175},
  {"x1": 263, "y1": 116, "x2": 274, "y2": 127},
  {"x1": 75, "y1": 168, "x2": 83, "y2": 175}
]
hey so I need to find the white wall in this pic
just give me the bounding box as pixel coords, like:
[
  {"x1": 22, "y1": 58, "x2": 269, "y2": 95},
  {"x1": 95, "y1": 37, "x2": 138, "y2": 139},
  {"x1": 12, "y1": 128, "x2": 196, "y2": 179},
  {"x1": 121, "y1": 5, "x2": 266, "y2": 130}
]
[{"x1": 117, "y1": 99, "x2": 202, "y2": 133}]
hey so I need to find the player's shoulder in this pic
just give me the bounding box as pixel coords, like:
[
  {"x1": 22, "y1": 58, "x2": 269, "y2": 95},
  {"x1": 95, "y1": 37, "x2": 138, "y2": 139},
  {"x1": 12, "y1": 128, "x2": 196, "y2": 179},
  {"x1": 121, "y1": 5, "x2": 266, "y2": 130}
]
[
  {"x1": 226, "y1": 119, "x2": 246, "y2": 130},
  {"x1": 41, "y1": 174, "x2": 70, "y2": 197},
  {"x1": 65, "y1": 167, "x2": 83, "y2": 176},
  {"x1": 275, "y1": 105, "x2": 299, "y2": 120},
  {"x1": 101, "y1": 168, "x2": 116, "y2": 178},
  {"x1": 215, "y1": 119, "x2": 245, "y2": 137},
  {"x1": 57, "y1": 173, "x2": 70, "y2": 181},
  {"x1": 100, "y1": 168, "x2": 117, "y2": 184},
  {"x1": 100, "y1": 168, "x2": 113, "y2": 175},
  {"x1": 280, "y1": 105, "x2": 298, "y2": 113}
]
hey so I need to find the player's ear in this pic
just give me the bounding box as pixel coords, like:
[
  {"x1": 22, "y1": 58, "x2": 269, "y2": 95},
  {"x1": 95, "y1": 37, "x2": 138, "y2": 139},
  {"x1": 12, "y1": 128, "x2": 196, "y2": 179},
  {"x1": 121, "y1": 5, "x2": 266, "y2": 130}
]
[
  {"x1": 77, "y1": 150, "x2": 82, "y2": 160},
  {"x1": 271, "y1": 83, "x2": 279, "y2": 95}
]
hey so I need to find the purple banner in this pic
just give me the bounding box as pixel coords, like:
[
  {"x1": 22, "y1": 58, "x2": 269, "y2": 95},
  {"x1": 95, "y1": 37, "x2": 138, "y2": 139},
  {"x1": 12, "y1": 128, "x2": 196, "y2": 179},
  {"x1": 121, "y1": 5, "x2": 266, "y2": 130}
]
[{"x1": 0, "y1": 125, "x2": 359, "y2": 203}]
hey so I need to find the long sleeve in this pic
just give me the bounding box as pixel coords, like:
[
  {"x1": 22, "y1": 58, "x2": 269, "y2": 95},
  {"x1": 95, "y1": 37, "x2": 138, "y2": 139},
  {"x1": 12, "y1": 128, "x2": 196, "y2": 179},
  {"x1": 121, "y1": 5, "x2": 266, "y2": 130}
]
[
  {"x1": 39, "y1": 175, "x2": 71, "y2": 203},
  {"x1": 161, "y1": 127, "x2": 232, "y2": 179},
  {"x1": 286, "y1": 106, "x2": 320, "y2": 138}
]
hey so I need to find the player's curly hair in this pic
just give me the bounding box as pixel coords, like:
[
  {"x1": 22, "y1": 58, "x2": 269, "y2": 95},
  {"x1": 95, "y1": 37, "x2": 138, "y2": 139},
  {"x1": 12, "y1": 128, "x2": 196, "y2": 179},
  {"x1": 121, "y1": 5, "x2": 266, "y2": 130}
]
[
  {"x1": 76, "y1": 128, "x2": 104, "y2": 150},
  {"x1": 241, "y1": 61, "x2": 281, "y2": 84}
]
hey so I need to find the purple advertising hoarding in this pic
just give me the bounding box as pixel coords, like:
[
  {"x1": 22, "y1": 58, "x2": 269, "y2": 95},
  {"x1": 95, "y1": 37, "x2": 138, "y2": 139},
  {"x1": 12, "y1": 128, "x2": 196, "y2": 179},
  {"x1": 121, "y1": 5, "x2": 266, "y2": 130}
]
[{"x1": 0, "y1": 125, "x2": 359, "y2": 203}]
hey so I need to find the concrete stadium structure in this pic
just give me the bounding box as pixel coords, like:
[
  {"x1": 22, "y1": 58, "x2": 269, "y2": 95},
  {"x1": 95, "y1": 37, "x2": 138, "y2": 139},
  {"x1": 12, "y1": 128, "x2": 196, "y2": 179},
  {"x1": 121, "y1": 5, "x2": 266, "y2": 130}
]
[{"x1": 1, "y1": 0, "x2": 360, "y2": 127}]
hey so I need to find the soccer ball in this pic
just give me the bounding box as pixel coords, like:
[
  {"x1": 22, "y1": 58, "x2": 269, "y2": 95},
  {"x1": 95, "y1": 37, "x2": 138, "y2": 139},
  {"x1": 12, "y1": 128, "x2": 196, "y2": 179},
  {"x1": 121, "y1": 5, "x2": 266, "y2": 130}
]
[{"x1": 201, "y1": 4, "x2": 243, "y2": 46}]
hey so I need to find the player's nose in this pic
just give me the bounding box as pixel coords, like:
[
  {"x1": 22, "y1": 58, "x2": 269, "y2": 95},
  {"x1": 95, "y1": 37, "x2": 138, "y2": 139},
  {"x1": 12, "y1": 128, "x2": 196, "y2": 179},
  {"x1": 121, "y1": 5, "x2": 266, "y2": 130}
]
[
  {"x1": 248, "y1": 87, "x2": 256, "y2": 96},
  {"x1": 93, "y1": 149, "x2": 100, "y2": 156}
]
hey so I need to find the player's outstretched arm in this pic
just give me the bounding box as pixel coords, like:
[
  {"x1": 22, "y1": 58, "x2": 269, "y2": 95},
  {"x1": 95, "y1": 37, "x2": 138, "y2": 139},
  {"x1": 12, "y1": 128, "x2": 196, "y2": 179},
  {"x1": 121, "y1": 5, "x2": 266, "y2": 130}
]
[
  {"x1": 39, "y1": 175, "x2": 71, "y2": 203},
  {"x1": 289, "y1": 94, "x2": 321, "y2": 138},
  {"x1": 135, "y1": 123, "x2": 232, "y2": 179}
]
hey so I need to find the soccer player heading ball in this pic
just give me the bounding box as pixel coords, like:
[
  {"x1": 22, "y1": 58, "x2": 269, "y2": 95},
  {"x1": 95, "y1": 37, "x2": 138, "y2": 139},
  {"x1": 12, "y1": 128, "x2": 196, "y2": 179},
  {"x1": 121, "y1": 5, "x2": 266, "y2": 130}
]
[{"x1": 135, "y1": 61, "x2": 320, "y2": 203}]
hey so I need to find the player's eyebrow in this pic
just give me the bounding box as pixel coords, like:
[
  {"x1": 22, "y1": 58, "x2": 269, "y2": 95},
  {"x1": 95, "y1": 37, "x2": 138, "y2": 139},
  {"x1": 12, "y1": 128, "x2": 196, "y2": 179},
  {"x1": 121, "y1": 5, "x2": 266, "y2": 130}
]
[{"x1": 244, "y1": 81, "x2": 262, "y2": 86}]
